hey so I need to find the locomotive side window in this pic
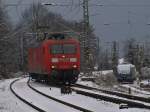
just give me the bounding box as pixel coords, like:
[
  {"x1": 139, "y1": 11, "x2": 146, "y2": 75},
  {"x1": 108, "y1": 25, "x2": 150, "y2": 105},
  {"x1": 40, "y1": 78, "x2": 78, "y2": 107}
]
[
  {"x1": 63, "y1": 44, "x2": 76, "y2": 54},
  {"x1": 51, "y1": 45, "x2": 63, "y2": 54}
]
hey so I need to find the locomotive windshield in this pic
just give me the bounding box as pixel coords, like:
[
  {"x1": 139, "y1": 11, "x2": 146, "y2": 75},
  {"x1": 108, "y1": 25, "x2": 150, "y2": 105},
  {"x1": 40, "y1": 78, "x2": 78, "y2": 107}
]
[
  {"x1": 63, "y1": 44, "x2": 76, "y2": 54},
  {"x1": 51, "y1": 45, "x2": 63, "y2": 54},
  {"x1": 51, "y1": 44, "x2": 76, "y2": 54}
]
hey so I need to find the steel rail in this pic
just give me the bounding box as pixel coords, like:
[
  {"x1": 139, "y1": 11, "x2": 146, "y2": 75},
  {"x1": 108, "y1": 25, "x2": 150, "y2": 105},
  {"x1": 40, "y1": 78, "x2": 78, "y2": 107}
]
[
  {"x1": 10, "y1": 79, "x2": 46, "y2": 112},
  {"x1": 73, "y1": 84, "x2": 150, "y2": 109},
  {"x1": 28, "y1": 80, "x2": 93, "y2": 112},
  {"x1": 75, "y1": 84, "x2": 150, "y2": 103}
]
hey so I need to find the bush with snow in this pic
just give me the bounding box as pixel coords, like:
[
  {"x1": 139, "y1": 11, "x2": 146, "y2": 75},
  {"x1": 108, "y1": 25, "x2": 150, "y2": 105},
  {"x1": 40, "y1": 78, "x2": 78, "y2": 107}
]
[{"x1": 94, "y1": 72, "x2": 118, "y2": 88}]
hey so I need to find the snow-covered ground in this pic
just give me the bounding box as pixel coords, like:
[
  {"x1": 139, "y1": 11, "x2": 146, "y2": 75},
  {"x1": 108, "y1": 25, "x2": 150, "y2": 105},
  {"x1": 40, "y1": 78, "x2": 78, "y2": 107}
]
[
  {"x1": 78, "y1": 77, "x2": 150, "y2": 100},
  {"x1": 119, "y1": 84, "x2": 150, "y2": 97},
  {"x1": 13, "y1": 78, "x2": 80, "y2": 112},
  {"x1": 30, "y1": 79, "x2": 150, "y2": 112},
  {"x1": 0, "y1": 77, "x2": 150, "y2": 112},
  {"x1": 78, "y1": 70, "x2": 115, "y2": 89},
  {"x1": 0, "y1": 79, "x2": 37, "y2": 112},
  {"x1": 78, "y1": 69, "x2": 150, "y2": 98},
  {"x1": 92, "y1": 70, "x2": 113, "y2": 76},
  {"x1": 77, "y1": 80, "x2": 99, "y2": 88},
  {"x1": 72, "y1": 86, "x2": 150, "y2": 107},
  {"x1": 31, "y1": 81, "x2": 119, "y2": 112}
]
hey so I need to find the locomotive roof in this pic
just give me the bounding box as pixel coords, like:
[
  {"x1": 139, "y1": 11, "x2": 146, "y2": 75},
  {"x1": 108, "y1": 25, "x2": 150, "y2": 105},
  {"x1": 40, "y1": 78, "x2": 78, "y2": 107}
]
[
  {"x1": 42, "y1": 38, "x2": 79, "y2": 45},
  {"x1": 117, "y1": 64, "x2": 135, "y2": 68},
  {"x1": 44, "y1": 32, "x2": 80, "y2": 40},
  {"x1": 28, "y1": 32, "x2": 80, "y2": 48}
]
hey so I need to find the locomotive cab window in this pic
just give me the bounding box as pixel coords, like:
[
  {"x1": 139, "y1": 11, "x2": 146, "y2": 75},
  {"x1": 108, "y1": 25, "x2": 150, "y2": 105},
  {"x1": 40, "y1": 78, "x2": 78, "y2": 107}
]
[
  {"x1": 63, "y1": 44, "x2": 76, "y2": 54},
  {"x1": 51, "y1": 45, "x2": 63, "y2": 54},
  {"x1": 51, "y1": 44, "x2": 76, "y2": 54}
]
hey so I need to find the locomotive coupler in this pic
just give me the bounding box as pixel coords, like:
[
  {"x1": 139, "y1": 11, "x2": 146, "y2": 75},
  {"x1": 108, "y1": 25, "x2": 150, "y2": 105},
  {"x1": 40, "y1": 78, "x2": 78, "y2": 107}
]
[{"x1": 60, "y1": 85, "x2": 72, "y2": 94}]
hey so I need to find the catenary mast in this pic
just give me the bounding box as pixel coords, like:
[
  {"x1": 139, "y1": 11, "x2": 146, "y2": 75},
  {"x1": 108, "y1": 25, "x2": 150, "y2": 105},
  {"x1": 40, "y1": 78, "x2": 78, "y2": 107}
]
[{"x1": 82, "y1": 0, "x2": 92, "y2": 74}]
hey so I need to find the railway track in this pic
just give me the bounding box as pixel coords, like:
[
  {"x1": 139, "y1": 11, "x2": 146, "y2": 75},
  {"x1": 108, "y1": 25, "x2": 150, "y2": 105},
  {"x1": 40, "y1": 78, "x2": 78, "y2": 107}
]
[
  {"x1": 30, "y1": 80, "x2": 133, "y2": 112},
  {"x1": 28, "y1": 79, "x2": 150, "y2": 110},
  {"x1": 75, "y1": 83, "x2": 150, "y2": 101},
  {"x1": 10, "y1": 78, "x2": 150, "y2": 112},
  {"x1": 10, "y1": 79, "x2": 46, "y2": 112},
  {"x1": 10, "y1": 78, "x2": 93, "y2": 112},
  {"x1": 73, "y1": 84, "x2": 150, "y2": 109},
  {"x1": 27, "y1": 80, "x2": 93, "y2": 112},
  {"x1": 118, "y1": 84, "x2": 150, "y2": 96}
]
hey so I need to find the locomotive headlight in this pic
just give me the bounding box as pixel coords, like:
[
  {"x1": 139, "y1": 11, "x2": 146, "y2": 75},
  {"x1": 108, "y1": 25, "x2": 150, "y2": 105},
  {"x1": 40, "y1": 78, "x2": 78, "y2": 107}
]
[
  {"x1": 51, "y1": 58, "x2": 59, "y2": 62},
  {"x1": 73, "y1": 65, "x2": 77, "y2": 68},
  {"x1": 51, "y1": 65, "x2": 55, "y2": 69},
  {"x1": 70, "y1": 58, "x2": 77, "y2": 62}
]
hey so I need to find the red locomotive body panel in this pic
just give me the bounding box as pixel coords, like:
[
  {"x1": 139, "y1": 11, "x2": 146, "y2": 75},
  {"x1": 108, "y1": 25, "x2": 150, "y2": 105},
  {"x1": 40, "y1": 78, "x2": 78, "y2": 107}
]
[{"x1": 28, "y1": 37, "x2": 80, "y2": 83}]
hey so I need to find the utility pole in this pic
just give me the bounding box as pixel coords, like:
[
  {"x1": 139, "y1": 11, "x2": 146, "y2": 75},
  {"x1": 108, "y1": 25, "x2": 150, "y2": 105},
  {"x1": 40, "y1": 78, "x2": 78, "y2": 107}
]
[
  {"x1": 112, "y1": 41, "x2": 118, "y2": 76},
  {"x1": 97, "y1": 37, "x2": 100, "y2": 70},
  {"x1": 136, "y1": 43, "x2": 144, "y2": 75},
  {"x1": 82, "y1": 0, "x2": 92, "y2": 74}
]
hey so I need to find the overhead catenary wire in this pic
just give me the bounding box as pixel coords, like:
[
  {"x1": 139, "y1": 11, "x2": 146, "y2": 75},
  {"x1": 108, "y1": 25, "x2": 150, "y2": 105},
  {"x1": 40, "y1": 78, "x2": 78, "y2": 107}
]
[{"x1": 62, "y1": 0, "x2": 82, "y2": 20}]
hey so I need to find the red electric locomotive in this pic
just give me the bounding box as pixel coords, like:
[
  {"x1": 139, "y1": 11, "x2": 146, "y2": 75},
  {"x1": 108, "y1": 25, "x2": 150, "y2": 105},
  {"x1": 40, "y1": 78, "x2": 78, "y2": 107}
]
[{"x1": 28, "y1": 32, "x2": 80, "y2": 84}]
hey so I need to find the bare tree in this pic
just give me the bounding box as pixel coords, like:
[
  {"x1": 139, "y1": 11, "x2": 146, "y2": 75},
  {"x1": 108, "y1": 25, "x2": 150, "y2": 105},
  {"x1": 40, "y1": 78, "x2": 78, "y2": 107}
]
[{"x1": 0, "y1": 0, "x2": 13, "y2": 78}]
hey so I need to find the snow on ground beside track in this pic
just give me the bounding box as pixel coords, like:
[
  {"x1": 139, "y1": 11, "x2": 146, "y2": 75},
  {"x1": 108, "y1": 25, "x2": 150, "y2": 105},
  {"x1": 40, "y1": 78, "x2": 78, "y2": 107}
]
[
  {"x1": 73, "y1": 87, "x2": 150, "y2": 106},
  {"x1": 0, "y1": 78, "x2": 38, "y2": 112},
  {"x1": 78, "y1": 70, "x2": 114, "y2": 88},
  {"x1": 79, "y1": 70, "x2": 113, "y2": 77},
  {"x1": 92, "y1": 70, "x2": 113, "y2": 76},
  {"x1": 30, "y1": 81, "x2": 150, "y2": 112},
  {"x1": 77, "y1": 80, "x2": 99, "y2": 88},
  {"x1": 13, "y1": 78, "x2": 80, "y2": 112},
  {"x1": 78, "y1": 71, "x2": 150, "y2": 101},
  {"x1": 120, "y1": 84, "x2": 150, "y2": 96},
  {"x1": 77, "y1": 79, "x2": 150, "y2": 98},
  {"x1": 1, "y1": 77, "x2": 149, "y2": 112}
]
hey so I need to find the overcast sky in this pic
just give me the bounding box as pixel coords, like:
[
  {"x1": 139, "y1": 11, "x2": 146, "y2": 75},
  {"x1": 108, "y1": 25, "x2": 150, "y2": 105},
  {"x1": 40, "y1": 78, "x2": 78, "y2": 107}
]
[{"x1": 2, "y1": 0, "x2": 150, "y2": 42}]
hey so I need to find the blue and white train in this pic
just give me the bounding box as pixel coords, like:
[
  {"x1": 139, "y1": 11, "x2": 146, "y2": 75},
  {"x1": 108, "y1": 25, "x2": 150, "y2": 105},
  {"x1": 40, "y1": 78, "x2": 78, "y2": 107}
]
[{"x1": 117, "y1": 64, "x2": 136, "y2": 83}]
